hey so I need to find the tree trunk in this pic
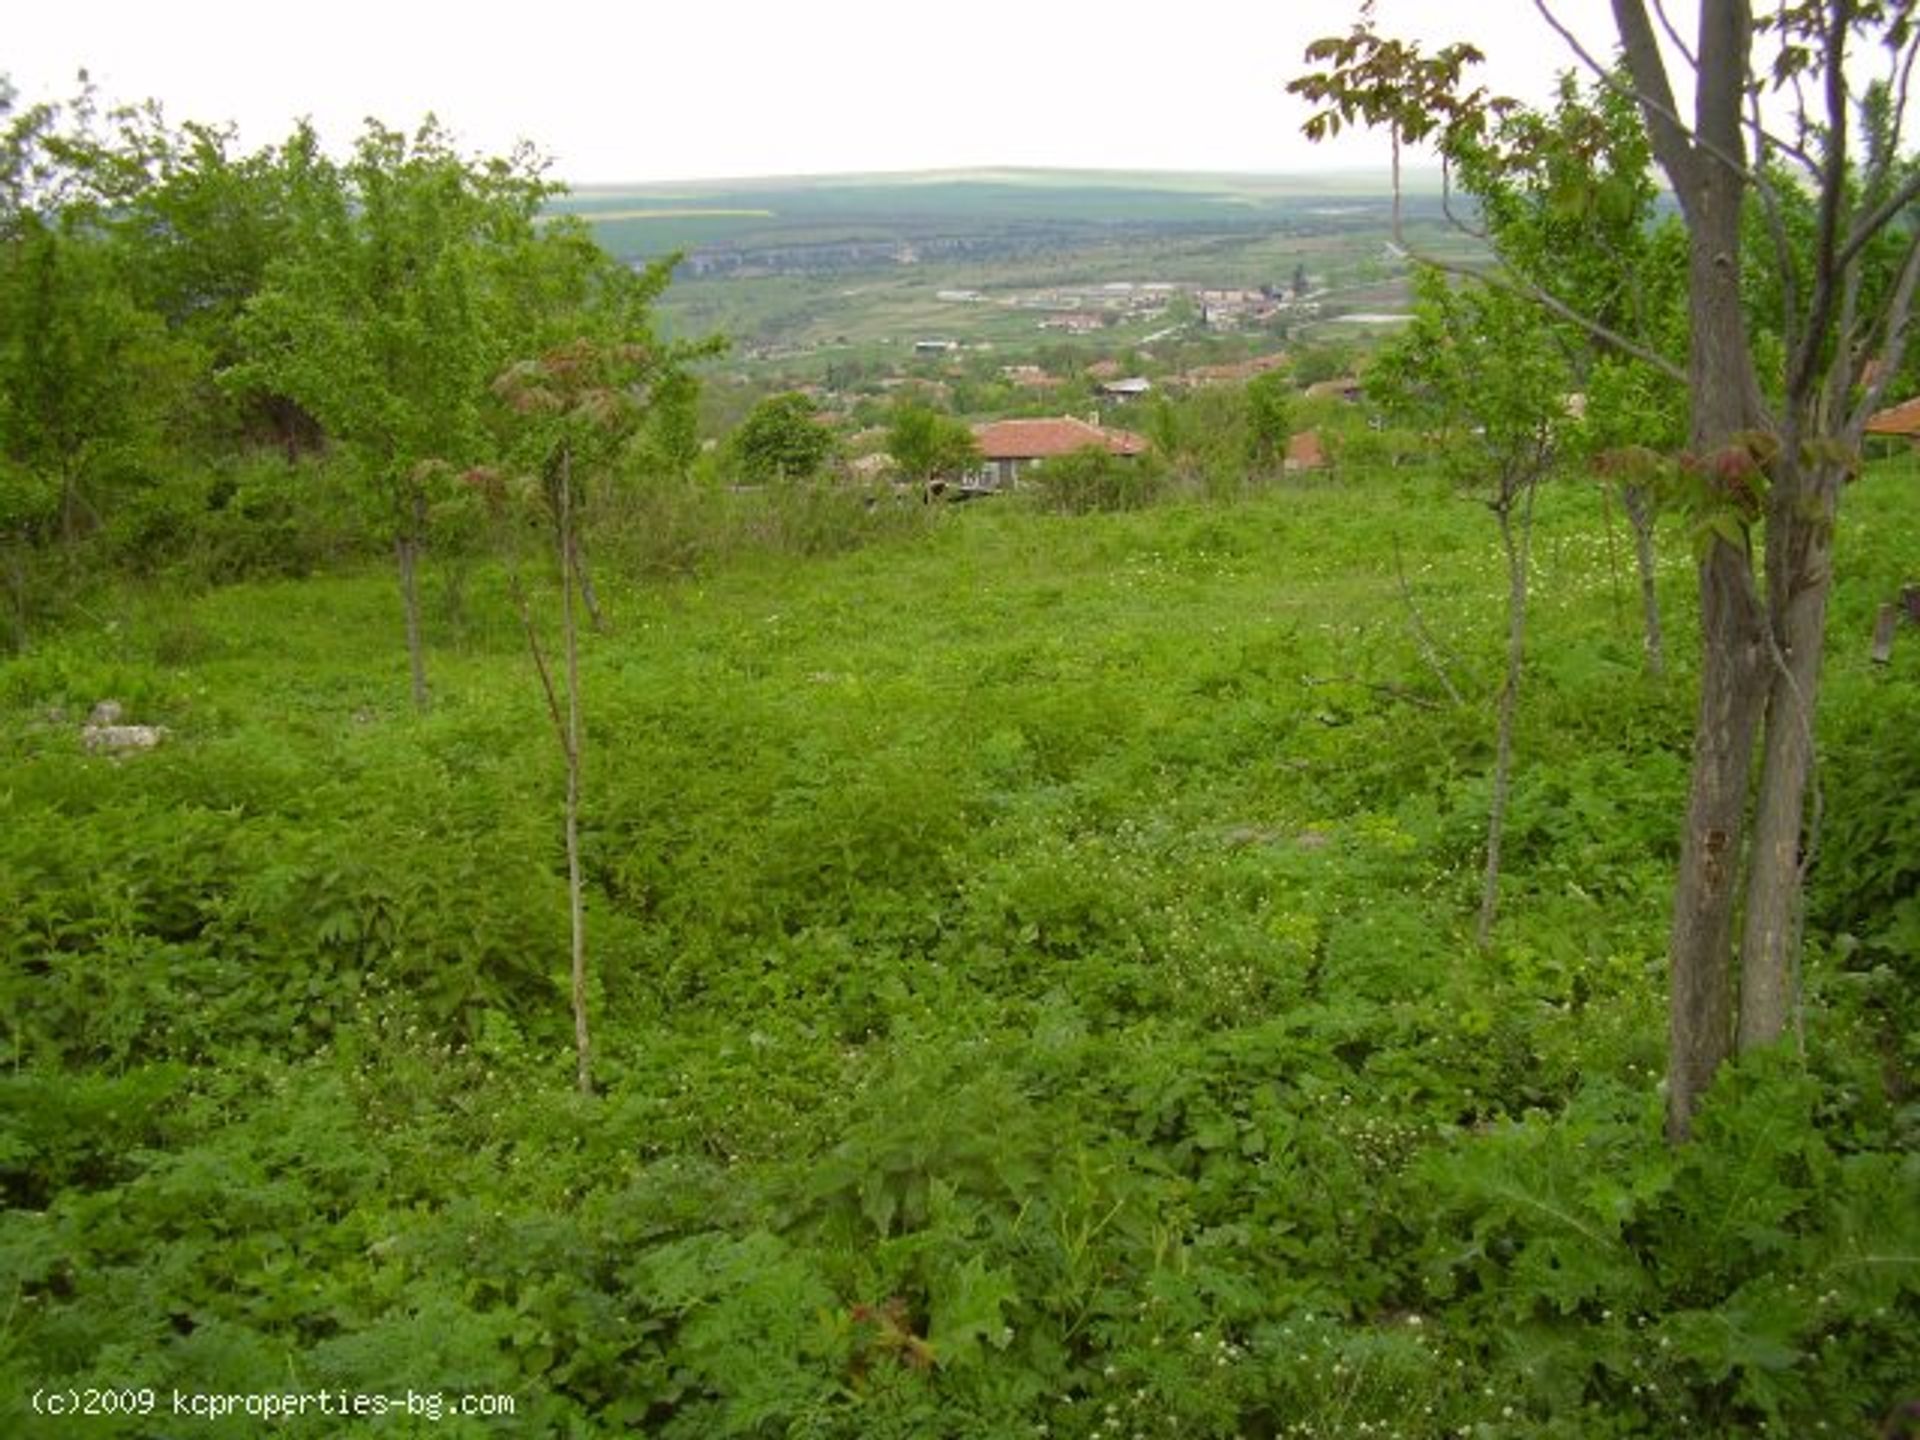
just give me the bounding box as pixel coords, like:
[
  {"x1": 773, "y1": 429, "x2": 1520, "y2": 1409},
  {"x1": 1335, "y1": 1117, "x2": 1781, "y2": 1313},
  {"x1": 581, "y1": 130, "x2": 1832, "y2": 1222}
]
[
  {"x1": 1667, "y1": 543, "x2": 1768, "y2": 1140},
  {"x1": 1737, "y1": 464, "x2": 1837, "y2": 1050},
  {"x1": 395, "y1": 532, "x2": 429, "y2": 712},
  {"x1": 1663, "y1": 109, "x2": 1769, "y2": 1141},
  {"x1": 1478, "y1": 480, "x2": 1536, "y2": 947},
  {"x1": 557, "y1": 444, "x2": 592, "y2": 1095},
  {"x1": 1622, "y1": 481, "x2": 1666, "y2": 677}
]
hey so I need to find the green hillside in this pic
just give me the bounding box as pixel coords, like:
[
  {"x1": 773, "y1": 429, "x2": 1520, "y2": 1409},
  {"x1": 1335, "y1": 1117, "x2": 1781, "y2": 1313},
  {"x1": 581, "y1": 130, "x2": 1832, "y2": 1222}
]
[
  {"x1": 550, "y1": 167, "x2": 1434, "y2": 257},
  {"x1": 5, "y1": 467, "x2": 1915, "y2": 1436}
]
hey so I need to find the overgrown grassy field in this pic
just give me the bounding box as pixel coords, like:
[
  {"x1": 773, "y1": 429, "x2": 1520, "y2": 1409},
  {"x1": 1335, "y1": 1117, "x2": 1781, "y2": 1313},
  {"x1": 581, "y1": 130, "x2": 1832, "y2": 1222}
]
[{"x1": 2, "y1": 466, "x2": 1916, "y2": 1436}]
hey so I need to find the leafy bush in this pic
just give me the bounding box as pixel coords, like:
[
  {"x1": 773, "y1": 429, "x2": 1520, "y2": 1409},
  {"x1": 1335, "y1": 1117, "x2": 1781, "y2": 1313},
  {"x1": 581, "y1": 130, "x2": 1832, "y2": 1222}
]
[{"x1": 1025, "y1": 446, "x2": 1167, "y2": 514}]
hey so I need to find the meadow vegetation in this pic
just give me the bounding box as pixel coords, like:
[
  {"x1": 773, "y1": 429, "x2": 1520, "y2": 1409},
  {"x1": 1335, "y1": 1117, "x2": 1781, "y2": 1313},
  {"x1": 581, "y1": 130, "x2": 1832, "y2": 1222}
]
[
  {"x1": 2, "y1": 457, "x2": 1916, "y2": 1436},
  {"x1": 4, "y1": 34, "x2": 1920, "y2": 1439}
]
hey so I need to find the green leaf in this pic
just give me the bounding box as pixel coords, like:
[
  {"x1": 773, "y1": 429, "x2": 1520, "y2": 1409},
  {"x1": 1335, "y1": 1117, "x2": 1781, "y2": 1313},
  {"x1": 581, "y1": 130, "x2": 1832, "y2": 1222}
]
[{"x1": 928, "y1": 1253, "x2": 1019, "y2": 1368}]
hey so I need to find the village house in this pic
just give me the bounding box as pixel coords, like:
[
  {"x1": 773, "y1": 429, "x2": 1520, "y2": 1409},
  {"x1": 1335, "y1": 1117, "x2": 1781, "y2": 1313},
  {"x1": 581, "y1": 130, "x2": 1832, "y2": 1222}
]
[
  {"x1": 1095, "y1": 377, "x2": 1153, "y2": 403},
  {"x1": 971, "y1": 416, "x2": 1150, "y2": 489}
]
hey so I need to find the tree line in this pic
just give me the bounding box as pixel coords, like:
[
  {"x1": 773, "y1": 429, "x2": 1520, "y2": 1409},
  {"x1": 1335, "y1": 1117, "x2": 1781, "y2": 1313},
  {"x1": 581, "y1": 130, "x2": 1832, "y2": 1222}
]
[{"x1": 0, "y1": 79, "x2": 705, "y2": 659}]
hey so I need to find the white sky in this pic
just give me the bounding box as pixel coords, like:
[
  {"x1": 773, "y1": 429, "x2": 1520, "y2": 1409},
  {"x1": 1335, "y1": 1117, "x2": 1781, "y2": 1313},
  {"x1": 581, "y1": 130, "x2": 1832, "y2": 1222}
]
[{"x1": 9, "y1": 0, "x2": 1628, "y2": 185}]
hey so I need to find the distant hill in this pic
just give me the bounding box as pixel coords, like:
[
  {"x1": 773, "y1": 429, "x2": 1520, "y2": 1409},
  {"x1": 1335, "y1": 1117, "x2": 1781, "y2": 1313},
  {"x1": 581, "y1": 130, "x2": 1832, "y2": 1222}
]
[{"x1": 547, "y1": 166, "x2": 1433, "y2": 263}]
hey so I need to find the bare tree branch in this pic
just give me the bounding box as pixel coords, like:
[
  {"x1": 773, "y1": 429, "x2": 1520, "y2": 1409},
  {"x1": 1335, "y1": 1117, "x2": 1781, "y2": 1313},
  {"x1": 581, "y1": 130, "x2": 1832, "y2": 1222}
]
[
  {"x1": 1439, "y1": 155, "x2": 1490, "y2": 242},
  {"x1": 1651, "y1": 0, "x2": 1701, "y2": 70},
  {"x1": 1590, "y1": 2, "x2": 1701, "y2": 193},
  {"x1": 1748, "y1": 58, "x2": 1826, "y2": 178},
  {"x1": 1392, "y1": 535, "x2": 1466, "y2": 707},
  {"x1": 1837, "y1": 166, "x2": 1920, "y2": 270},
  {"x1": 510, "y1": 570, "x2": 571, "y2": 759},
  {"x1": 1789, "y1": 1, "x2": 1857, "y2": 403},
  {"x1": 1409, "y1": 246, "x2": 1690, "y2": 384},
  {"x1": 1890, "y1": 24, "x2": 1920, "y2": 159},
  {"x1": 1844, "y1": 221, "x2": 1920, "y2": 438},
  {"x1": 1596, "y1": 0, "x2": 1821, "y2": 197}
]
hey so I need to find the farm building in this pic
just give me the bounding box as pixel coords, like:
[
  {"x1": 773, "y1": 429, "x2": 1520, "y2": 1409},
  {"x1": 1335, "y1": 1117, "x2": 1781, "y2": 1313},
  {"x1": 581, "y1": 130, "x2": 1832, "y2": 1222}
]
[{"x1": 1095, "y1": 377, "x2": 1153, "y2": 402}]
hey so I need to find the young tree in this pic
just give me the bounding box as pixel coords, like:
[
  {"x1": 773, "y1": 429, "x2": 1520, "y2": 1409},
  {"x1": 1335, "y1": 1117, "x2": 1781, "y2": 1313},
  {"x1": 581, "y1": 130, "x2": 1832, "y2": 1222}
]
[
  {"x1": 1585, "y1": 353, "x2": 1688, "y2": 676},
  {"x1": 235, "y1": 118, "x2": 557, "y2": 709},
  {"x1": 1295, "y1": 1, "x2": 1920, "y2": 1140},
  {"x1": 730, "y1": 392, "x2": 835, "y2": 484},
  {"x1": 1244, "y1": 369, "x2": 1295, "y2": 472},
  {"x1": 886, "y1": 401, "x2": 980, "y2": 491},
  {"x1": 120, "y1": 117, "x2": 329, "y2": 458},
  {"x1": 1458, "y1": 67, "x2": 1690, "y2": 679},
  {"x1": 1372, "y1": 269, "x2": 1576, "y2": 944},
  {"x1": 0, "y1": 78, "x2": 191, "y2": 548},
  {"x1": 488, "y1": 234, "x2": 704, "y2": 631},
  {"x1": 475, "y1": 339, "x2": 664, "y2": 1094}
]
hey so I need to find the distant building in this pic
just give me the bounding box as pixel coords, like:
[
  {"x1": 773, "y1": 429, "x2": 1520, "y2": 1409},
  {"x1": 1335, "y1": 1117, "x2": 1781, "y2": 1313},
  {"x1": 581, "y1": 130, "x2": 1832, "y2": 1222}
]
[
  {"x1": 915, "y1": 339, "x2": 960, "y2": 355},
  {"x1": 1096, "y1": 377, "x2": 1153, "y2": 402},
  {"x1": 972, "y1": 416, "x2": 1150, "y2": 488}
]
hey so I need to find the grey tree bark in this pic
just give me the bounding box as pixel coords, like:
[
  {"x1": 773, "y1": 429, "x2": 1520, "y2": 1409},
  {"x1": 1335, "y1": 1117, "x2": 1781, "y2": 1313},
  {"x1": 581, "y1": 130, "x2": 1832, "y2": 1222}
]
[{"x1": 1614, "y1": 0, "x2": 1774, "y2": 1141}]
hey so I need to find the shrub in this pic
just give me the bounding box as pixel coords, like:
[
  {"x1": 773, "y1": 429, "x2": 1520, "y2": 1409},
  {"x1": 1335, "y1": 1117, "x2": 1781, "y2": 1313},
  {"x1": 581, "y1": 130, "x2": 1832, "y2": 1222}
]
[{"x1": 1024, "y1": 446, "x2": 1166, "y2": 514}]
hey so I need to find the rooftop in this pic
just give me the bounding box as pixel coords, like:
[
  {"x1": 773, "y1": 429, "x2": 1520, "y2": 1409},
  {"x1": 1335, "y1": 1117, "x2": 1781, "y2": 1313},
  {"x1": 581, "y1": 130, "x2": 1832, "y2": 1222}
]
[
  {"x1": 1865, "y1": 394, "x2": 1920, "y2": 436},
  {"x1": 973, "y1": 416, "x2": 1150, "y2": 461}
]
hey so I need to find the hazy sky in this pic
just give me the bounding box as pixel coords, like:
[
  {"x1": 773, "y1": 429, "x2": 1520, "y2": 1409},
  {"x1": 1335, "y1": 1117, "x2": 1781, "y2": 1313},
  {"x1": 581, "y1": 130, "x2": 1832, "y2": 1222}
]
[{"x1": 10, "y1": 0, "x2": 1629, "y2": 184}]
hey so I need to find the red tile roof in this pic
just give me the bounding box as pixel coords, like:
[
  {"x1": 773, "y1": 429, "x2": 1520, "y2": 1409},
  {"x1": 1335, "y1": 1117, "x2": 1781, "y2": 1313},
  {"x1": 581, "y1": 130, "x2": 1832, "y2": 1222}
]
[
  {"x1": 1866, "y1": 394, "x2": 1920, "y2": 436},
  {"x1": 973, "y1": 416, "x2": 1149, "y2": 461}
]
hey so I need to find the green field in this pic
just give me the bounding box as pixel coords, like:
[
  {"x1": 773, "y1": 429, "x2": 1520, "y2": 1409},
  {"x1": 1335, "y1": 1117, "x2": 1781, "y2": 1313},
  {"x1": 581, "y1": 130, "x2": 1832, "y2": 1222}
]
[{"x1": 4, "y1": 465, "x2": 1916, "y2": 1436}]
